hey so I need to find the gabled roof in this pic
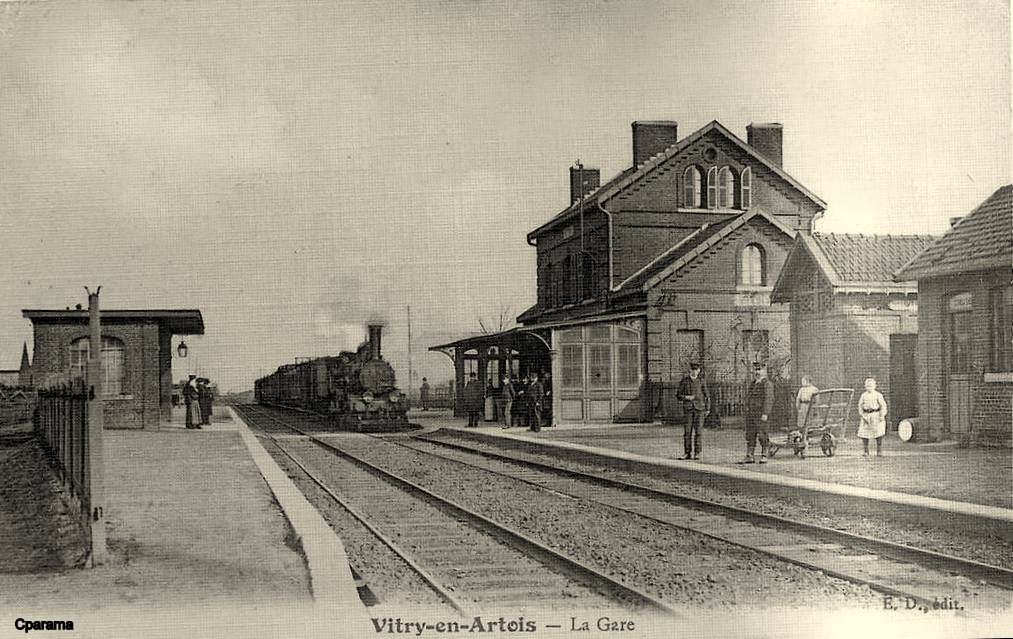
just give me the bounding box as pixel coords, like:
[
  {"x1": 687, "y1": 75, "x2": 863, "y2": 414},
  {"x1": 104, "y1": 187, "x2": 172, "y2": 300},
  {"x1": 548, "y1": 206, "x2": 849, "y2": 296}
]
[
  {"x1": 22, "y1": 309, "x2": 205, "y2": 335},
  {"x1": 616, "y1": 209, "x2": 798, "y2": 292},
  {"x1": 528, "y1": 120, "x2": 827, "y2": 240},
  {"x1": 895, "y1": 184, "x2": 1012, "y2": 280},
  {"x1": 772, "y1": 232, "x2": 937, "y2": 302}
]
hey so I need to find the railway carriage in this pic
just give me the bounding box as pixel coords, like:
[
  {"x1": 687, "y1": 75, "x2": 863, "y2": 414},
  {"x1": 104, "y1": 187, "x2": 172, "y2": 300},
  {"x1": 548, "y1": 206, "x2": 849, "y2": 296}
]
[{"x1": 255, "y1": 324, "x2": 410, "y2": 431}]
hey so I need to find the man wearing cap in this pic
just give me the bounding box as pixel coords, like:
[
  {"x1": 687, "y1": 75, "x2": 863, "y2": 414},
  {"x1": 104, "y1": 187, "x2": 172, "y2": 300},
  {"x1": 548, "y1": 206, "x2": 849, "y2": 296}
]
[
  {"x1": 741, "y1": 362, "x2": 774, "y2": 463},
  {"x1": 676, "y1": 362, "x2": 709, "y2": 460}
]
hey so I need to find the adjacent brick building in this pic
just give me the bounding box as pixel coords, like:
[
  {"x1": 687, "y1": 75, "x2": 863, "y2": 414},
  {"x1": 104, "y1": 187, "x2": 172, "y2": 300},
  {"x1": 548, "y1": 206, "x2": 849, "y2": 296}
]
[
  {"x1": 22, "y1": 309, "x2": 204, "y2": 430},
  {"x1": 434, "y1": 120, "x2": 828, "y2": 424},
  {"x1": 895, "y1": 185, "x2": 1012, "y2": 447},
  {"x1": 771, "y1": 233, "x2": 936, "y2": 428}
]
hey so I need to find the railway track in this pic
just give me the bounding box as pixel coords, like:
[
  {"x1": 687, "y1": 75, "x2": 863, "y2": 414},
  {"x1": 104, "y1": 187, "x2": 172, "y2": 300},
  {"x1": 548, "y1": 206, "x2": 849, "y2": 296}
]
[
  {"x1": 235, "y1": 405, "x2": 676, "y2": 617},
  {"x1": 393, "y1": 431, "x2": 1012, "y2": 612}
]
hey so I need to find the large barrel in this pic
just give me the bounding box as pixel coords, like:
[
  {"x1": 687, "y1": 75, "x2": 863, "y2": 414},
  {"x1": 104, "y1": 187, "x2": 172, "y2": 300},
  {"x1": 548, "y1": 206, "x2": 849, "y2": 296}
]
[{"x1": 898, "y1": 417, "x2": 919, "y2": 442}]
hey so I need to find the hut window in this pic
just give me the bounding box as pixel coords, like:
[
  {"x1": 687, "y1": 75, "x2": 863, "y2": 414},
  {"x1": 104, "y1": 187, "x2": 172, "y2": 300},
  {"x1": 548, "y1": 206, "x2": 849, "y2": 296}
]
[
  {"x1": 69, "y1": 336, "x2": 125, "y2": 396},
  {"x1": 990, "y1": 286, "x2": 1013, "y2": 372}
]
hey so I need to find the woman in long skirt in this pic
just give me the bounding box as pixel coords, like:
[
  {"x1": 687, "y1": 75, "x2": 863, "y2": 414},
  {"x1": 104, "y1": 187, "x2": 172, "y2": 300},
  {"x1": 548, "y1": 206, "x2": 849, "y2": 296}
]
[{"x1": 857, "y1": 377, "x2": 888, "y2": 457}]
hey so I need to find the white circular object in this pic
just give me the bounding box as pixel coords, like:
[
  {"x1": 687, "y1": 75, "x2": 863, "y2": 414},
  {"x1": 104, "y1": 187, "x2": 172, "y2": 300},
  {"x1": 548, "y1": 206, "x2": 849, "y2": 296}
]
[{"x1": 898, "y1": 419, "x2": 913, "y2": 442}]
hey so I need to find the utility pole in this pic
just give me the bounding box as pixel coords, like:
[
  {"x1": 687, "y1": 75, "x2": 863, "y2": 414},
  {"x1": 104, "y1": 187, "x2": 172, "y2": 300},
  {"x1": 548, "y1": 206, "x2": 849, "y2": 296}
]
[
  {"x1": 406, "y1": 305, "x2": 413, "y2": 391},
  {"x1": 84, "y1": 287, "x2": 108, "y2": 566},
  {"x1": 575, "y1": 159, "x2": 585, "y2": 301}
]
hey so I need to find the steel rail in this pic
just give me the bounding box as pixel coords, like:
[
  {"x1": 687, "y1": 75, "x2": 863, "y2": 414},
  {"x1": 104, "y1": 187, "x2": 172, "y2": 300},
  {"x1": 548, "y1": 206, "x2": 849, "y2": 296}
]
[
  {"x1": 402, "y1": 433, "x2": 1013, "y2": 600},
  {"x1": 243, "y1": 405, "x2": 677, "y2": 615},
  {"x1": 234, "y1": 406, "x2": 472, "y2": 615}
]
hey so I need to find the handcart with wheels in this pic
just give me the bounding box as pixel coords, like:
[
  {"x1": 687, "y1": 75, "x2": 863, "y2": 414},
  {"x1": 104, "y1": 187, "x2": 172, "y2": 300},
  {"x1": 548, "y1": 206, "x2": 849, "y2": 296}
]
[{"x1": 768, "y1": 388, "x2": 854, "y2": 459}]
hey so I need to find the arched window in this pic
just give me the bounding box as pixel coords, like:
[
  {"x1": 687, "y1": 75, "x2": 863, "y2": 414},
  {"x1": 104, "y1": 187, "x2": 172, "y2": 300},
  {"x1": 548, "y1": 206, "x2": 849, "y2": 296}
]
[
  {"x1": 740, "y1": 167, "x2": 752, "y2": 209},
  {"x1": 740, "y1": 243, "x2": 766, "y2": 286},
  {"x1": 706, "y1": 167, "x2": 717, "y2": 209},
  {"x1": 69, "y1": 336, "x2": 125, "y2": 396},
  {"x1": 682, "y1": 166, "x2": 702, "y2": 208},
  {"x1": 717, "y1": 166, "x2": 734, "y2": 208}
]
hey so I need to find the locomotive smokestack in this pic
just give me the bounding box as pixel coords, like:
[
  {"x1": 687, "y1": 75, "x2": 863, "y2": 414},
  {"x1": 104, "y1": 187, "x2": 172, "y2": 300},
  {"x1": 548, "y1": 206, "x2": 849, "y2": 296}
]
[{"x1": 367, "y1": 324, "x2": 383, "y2": 360}]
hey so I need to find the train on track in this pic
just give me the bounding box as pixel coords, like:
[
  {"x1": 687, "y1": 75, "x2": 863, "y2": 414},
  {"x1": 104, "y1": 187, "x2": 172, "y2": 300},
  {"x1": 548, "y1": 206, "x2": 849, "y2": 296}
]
[{"x1": 254, "y1": 324, "x2": 412, "y2": 432}]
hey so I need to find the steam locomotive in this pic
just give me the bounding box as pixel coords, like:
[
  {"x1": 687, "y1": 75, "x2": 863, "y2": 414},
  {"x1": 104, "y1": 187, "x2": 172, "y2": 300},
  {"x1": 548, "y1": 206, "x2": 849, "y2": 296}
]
[{"x1": 254, "y1": 324, "x2": 411, "y2": 431}]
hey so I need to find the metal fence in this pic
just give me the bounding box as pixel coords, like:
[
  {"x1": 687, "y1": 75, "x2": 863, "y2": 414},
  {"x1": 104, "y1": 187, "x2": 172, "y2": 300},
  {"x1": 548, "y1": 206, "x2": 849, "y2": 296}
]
[
  {"x1": 408, "y1": 386, "x2": 456, "y2": 410},
  {"x1": 36, "y1": 380, "x2": 91, "y2": 503},
  {"x1": 0, "y1": 385, "x2": 37, "y2": 425}
]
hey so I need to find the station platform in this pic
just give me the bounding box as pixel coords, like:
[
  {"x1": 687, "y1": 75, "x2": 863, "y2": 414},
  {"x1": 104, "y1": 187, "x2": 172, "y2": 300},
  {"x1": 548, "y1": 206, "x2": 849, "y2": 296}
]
[
  {"x1": 412, "y1": 414, "x2": 1013, "y2": 537},
  {"x1": 0, "y1": 406, "x2": 366, "y2": 638}
]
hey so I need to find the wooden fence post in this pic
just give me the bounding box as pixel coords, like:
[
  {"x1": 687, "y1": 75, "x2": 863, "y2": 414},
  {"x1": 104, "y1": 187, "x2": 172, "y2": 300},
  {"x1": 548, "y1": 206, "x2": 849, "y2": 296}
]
[{"x1": 85, "y1": 288, "x2": 108, "y2": 567}]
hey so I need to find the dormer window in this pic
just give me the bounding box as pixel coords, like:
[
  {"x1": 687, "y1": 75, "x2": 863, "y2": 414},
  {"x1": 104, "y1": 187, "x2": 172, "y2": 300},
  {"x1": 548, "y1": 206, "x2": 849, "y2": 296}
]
[
  {"x1": 717, "y1": 166, "x2": 734, "y2": 208},
  {"x1": 682, "y1": 166, "x2": 702, "y2": 208},
  {"x1": 741, "y1": 167, "x2": 752, "y2": 209}
]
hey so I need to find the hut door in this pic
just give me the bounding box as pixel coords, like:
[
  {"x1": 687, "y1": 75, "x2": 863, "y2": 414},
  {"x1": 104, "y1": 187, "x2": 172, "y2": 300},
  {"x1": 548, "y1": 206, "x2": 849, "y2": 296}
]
[
  {"x1": 888, "y1": 334, "x2": 918, "y2": 425},
  {"x1": 946, "y1": 294, "x2": 973, "y2": 434}
]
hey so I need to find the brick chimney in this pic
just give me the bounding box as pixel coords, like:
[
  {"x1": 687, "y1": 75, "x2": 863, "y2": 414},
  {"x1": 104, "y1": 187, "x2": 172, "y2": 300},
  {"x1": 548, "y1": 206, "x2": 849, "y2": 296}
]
[
  {"x1": 746, "y1": 123, "x2": 783, "y2": 167},
  {"x1": 632, "y1": 121, "x2": 678, "y2": 167},
  {"x1": 569, "y1": 166, "x2": 600, "y2": 204}
]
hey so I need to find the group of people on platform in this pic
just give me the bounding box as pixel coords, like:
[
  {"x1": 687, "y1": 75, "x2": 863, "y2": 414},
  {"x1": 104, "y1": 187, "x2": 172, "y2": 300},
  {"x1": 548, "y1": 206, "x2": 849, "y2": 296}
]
[
  {"x1": 675, "y1": 361, "x2": 888, "y2": 463},
  {"x1": 460, "y1": 370, "x2": 552, "y2": 432},
  {"x1": 182, "y1": 374, "x2": 215, "y2": 430}
]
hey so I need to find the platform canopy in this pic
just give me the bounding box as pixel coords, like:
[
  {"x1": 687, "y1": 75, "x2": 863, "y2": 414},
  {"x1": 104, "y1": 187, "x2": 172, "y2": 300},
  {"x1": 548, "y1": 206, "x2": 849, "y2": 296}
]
[{"x1": 22, "y1": 309, "x2": 205, "y2": 335}]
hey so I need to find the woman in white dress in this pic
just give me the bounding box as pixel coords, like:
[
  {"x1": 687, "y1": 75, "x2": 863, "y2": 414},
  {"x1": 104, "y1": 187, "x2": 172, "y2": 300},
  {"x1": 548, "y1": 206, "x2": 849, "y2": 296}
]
[{"x1": 857, "y1": 377, "x2": 888, "y2": 457}]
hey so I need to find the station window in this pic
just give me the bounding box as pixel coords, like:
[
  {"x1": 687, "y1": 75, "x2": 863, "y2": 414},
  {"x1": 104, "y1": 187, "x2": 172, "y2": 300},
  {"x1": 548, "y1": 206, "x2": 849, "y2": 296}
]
[
  {"x1": 717, "y1": 166, "x2": 734, "y2": 208},
  {"x1": 683, "y1": 166, "x2": 702, "y2": 207},
  {"x1": 740, "y1": 243, "x2": 766, "y2": 286}
]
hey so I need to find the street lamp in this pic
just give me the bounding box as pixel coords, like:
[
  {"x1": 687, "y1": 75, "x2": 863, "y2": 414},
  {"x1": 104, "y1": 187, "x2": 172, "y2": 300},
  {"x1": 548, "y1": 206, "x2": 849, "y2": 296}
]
[{"x1": 177, "y1": 341, "x2": 188, "y2": 358}]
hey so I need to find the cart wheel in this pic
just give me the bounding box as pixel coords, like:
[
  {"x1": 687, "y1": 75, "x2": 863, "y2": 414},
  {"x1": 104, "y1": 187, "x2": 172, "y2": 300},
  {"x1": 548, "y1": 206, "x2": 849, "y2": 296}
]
[{"x1": 821, "y1": 433, "x2": 836, "y2": 457}]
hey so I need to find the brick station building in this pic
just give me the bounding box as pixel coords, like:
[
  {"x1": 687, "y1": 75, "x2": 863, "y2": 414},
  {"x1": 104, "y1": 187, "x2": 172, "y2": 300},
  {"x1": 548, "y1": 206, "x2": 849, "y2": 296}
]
[
  {"x1": 22, "y1": 308, "x2": 204, "y2": 429},
  {"x1": 771, "y1": 233, "x2": 936, "y2": 428},
  {"x1": 895, "y1": 184, "x2": 1012, "y2": 446},
  {"x1": 435, "y1": 119, "x2": 828, "y2": 424}
]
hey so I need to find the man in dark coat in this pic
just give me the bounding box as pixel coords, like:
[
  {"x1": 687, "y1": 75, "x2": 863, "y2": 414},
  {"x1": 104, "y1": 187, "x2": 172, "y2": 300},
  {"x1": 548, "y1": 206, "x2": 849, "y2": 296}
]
[
  {"x1": 740, "y1": 362, "x2": 774, "y2": 464},
  {"x1": 464, "y1": 372, "x2": 483, "y2": 427},
  {"x1": 198, "y1": 378, "x2": 213, "y2": 425},
  {"x1": 419, "y1": 378, "x2": 431, "y2": 411},
  {"x1": 183, "y1": 374, "x2": 200, "y2": 430},
  {"x1": 676, "y1": 362, "x2": 709, "y2": 460},
  {"x1": 527, "y1": 373, "x2": 544, "y2": 432}
]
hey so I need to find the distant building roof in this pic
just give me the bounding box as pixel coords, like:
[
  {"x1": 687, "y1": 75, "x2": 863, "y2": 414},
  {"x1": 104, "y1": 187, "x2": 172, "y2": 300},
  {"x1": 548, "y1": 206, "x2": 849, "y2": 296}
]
[
  {"x1": 772, "y1": 232, "x2": 937, "y2": 302},
  {"x1": 895, "y1": 184, "x2": 1013, "y2": 280},
  {"x1": 22, "y1": 309, "x2": 204, "y2": 335}
]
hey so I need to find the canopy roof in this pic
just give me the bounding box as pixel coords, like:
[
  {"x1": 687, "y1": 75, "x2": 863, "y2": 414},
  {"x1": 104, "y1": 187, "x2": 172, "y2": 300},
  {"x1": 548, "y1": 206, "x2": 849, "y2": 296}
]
[{"x1": 22, "y1": 309, "x2": 204, "y2": 335}]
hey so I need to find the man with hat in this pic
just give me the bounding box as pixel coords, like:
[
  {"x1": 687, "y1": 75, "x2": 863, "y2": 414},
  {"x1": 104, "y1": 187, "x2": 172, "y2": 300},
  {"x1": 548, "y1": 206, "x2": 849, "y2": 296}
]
[
  {"x1": 463, "y1": 371, "x2": 484, "y2": 428},
  {"x1": 741, "y1": 361, "x2": 774, "y2": 463},
  {"x1": 676, "y1": 361, "x2": 709, "y2": 459}
]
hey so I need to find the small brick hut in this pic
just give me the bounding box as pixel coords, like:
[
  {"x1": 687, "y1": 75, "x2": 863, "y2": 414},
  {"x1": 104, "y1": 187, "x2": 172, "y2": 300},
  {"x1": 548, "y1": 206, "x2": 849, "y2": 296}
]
[
  {"x1": 895, "y1": 184, "x2": 1012, "y2": 446},
  {"x1": 22, "y1": 308, "x2": 204, "y2": 429},
  {"x1": 771, "y1": 233, "x2": 936, "y2": 429}
]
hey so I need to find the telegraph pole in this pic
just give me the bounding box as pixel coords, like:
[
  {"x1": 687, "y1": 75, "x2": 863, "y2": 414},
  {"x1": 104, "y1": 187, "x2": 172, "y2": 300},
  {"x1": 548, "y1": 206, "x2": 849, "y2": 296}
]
[{"x1": 406, "y1": 305, "x2": 413, "y2": 391}]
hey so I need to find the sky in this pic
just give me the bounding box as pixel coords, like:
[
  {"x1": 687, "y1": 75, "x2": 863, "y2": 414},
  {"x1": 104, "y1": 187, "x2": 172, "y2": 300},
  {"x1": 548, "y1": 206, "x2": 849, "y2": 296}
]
[{"x1": 0, "y1": 0, "x2": 1009, "y2": 393}]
